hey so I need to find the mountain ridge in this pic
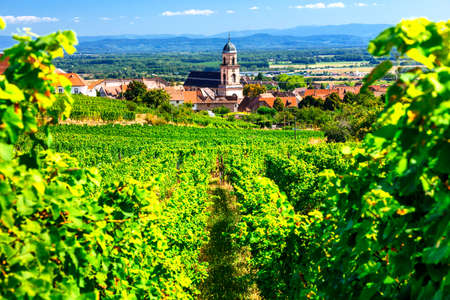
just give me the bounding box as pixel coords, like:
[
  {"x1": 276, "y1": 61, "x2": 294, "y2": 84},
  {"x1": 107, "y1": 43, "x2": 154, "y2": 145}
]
[{"x1": 0, "y1": 24, "x2": 390, "y2": 52}]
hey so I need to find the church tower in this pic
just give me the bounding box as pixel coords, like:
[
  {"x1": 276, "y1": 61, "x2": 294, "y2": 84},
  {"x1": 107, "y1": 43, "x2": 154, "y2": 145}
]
[{"x1": 218, "y1": 36, "x2": 243, "y2": 99}]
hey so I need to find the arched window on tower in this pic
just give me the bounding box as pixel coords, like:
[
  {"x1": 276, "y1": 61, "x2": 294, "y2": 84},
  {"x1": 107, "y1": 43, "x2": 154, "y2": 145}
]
[
  {"x1": 223, "y1": 73, "x2": 227, "y2": 85},
  {"x1": 223, "y1": 57, "x2": 226, "y2": 65},
  {"x1": 232, "y1": 73, "x2": 236, "y2": 83},
  {"x1": 232, "y1": 57, "x2": 235, "y2": 65}
]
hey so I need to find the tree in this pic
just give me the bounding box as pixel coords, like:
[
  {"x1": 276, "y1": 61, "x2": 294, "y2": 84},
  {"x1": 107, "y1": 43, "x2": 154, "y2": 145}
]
[
  {"x1": 343, "y1": 92, "x2": 357, "y2": 103},
  {"x1": 243, "y1": 84, "x2": 266, "y2": 98},
  {"x1": 275, "y1": 74, "x2": 306, "y2": 91},
  {"x1": 124, "y1": 80, "x2": 147, "y2": 101},
  {"x1": 142, "y1": 89, "x2": 170, "y2": 108},
  {"x1": 256, "y1": 106, "x2": 276, "y2": 117},
  {"x1": 273, "y1": 97, "x2": 285, "y2": 112},
  {"x1": 255, "y1": 72, "x2": 267, "y2": 81},
  {"x1": 299, "y1": 95, "x2": 323, "y2": 108},
  {"x1": 323, "y1": 92, "x2": 341, "y2": 111}
]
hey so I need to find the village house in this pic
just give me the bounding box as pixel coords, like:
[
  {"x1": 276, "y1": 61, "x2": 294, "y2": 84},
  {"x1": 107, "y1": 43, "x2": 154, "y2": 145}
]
[
  {"x1": 165, "y1": 86, "x2": 185, "y2": 106},
  {"x1": 55, "y1": 71, "x2": 95, "y2": 96},
  {"x1": 369, "y1": 85, "x2": 389, "y2": 97}
]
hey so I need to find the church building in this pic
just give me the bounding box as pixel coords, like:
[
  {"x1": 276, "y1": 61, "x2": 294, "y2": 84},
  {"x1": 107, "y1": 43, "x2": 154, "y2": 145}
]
[{"x1": 184, "y1": 37, "x2": 243, "y2": 111}]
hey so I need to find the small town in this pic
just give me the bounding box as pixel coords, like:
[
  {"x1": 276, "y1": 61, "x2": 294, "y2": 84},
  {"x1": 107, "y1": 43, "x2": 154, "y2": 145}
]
[{"x1": 0, "y1": 39, "x2": 388, "y2": 116}]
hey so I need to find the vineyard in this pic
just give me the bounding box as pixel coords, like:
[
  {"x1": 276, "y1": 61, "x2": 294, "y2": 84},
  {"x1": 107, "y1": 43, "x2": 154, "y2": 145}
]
[
  {"x1": 51, "y1": 94, "x2": 257, "y2": 129},
  {"x1": 0, "y1": 17, "x2": 449, "y2": 300}
]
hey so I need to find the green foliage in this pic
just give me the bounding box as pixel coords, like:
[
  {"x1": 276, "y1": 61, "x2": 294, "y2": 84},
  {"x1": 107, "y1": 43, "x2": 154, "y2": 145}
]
[
  {"x1": 123, "y1": 80, "x2": 147, "y2": 102},
  {"x1": 275, "y1": 74, "x2": 307, "y2": 91},
  {"x1": 51, "y1": 94, "x2": 148, "y2": 121},
  {"x1": 323, "y1": 121, "x2": 351, "y2": 142},
  {"x1": 212, "y1": 106, "x2": 231, "y2": 116},
  {"x1": 0, "y1": 21, "x2": 105, "y2": 299},
  {"x1": 243, "y1": 84, "x2": 267, "y2": 98},
  {"x1": 0, "y1": 20, "x2": 213, "y2": 299},
  {"x1": 299, "y1": 95, "x2": 324, "y2": 108},
  {"x1": 273, "y1": 97, "x2": 285, "y2": 112},
  {"x1": 142, "y1": 89, "x2": 170, "y2": 108},
  {"x1": 256, "y1": 106, "x2": 276, "y2": 117},
  {"x1": 314, "y1": 18, "x2": 450, "y2": 299},
  {"x1": 323, "y1": 92, "x2": 341, "y2": 111}
]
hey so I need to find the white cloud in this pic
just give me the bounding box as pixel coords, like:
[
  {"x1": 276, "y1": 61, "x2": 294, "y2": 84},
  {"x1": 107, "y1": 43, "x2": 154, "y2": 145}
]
[
  {"x1": 162, "y1": 9, "x2": 214, "y2": 16},
  {"x1": 100, "y1": 17, "x2": 112, "y2": 21},
  {"x1": 72, "y1": 16, "x2": 80, "y2": 23},
  {"x1": 295, "y1": 2, "x2": 345, "y2": 9},
  {"x1": 226, "y1": 10, "x2": 236, "y2": 14},
  {"x1": 306, "y1": 3, "x2": 326, "y2": 8},
  {"x1": 1, "y1": 15, "x2": 59, "y2": 24},
  {"x1": 249, "y1": 6, "x2": 260, "y2": 10},
  {"x1": 355, "y1": 2, "x2": 368, "y2": 6},
  {"x1": 328, "y1": 2, "x2": 345, "y2": 8}
]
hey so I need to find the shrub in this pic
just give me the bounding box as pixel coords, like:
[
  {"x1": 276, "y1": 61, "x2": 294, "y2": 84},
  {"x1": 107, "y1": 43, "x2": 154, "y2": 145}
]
[
  {"x1": 323, "y1": 121, "x2": 351, "y2": 142},
  {"x1": 126, "y1": 100, "x2": 138, "y2": 111},
  {"x1": 256, "y1": 106, "x2": 276, "y2": 116},
  {"x1": 212, "y1": 106, "x2": 231, "y2": 116}
]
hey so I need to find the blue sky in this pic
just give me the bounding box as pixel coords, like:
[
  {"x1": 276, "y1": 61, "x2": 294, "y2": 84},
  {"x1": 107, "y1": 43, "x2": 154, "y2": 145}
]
[{"x1": 1, "y1": 0, "x2": 449, "y2": 36}]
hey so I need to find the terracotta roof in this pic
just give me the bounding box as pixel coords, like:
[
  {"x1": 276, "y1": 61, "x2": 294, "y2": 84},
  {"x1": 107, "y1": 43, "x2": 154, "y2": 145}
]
[
  {"x1": 259, "y1": 93, "x2": 275, "y2": 98},
  {"x1": 183, "y1": 91, "x2": 199, "y2": 104},
  {"x1": 304, "y1": 89, "x2": 340, "y2": 100},
  {"x1": 335, "y1": 86, "x2": 361, "y2": 98},
  {"x1": 104, "y1": 84, "x2": 127, "y2": 97},
  {"x1": 143, "y1": 77, "x2": 168, "y2": 89},
  {"x1": 88, "y1": 79, "x2": 104, "y2": 90},
  {"x1": 0, "y1": 54, "x2": 9, "y2": 75},
  {"x1": 57, "y1": 72, "x2": 87, "y2": 87},
  {"x1": 258, "y1": 96, "x2": 298, "y2": 108},
  {"x1": 165, "y1": 86, "x2": 184, "y2": 101}
]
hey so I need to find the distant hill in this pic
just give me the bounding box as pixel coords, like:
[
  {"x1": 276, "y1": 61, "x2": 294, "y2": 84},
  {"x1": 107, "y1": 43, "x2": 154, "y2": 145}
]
[
  {"x1": 0, "y1": 24, "x2": 390, "y2": 53},
  {"x1": 76, "y1": 34, "x2": 368, "y2": 54},
  {"x1": 213, "y1": 23, "x2": 391, "y2": 38}
]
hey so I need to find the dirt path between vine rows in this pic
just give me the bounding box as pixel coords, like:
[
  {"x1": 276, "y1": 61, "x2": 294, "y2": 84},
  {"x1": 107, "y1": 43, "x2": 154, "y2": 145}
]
[{"x1": 199, "y1": 173, "x2": 260, "y2": 299}]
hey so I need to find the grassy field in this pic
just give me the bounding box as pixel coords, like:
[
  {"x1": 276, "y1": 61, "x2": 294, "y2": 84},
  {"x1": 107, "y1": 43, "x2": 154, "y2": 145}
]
[{"x1": 269, "y1": 61, "x2": 371, "y2": 69}]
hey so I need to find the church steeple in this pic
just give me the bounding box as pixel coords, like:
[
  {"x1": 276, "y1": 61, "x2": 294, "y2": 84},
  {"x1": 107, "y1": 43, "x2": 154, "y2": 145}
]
[{"x1": 219, "y1": 36, "x2": 242, "y2": 99}]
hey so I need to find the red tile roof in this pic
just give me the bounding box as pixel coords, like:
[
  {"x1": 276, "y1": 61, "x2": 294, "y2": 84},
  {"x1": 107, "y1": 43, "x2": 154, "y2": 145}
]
[
  {"x1": 183, "y1": 91, "x2": 199, "y2": 104},
  {"x1": 164, "y1": 86, "x2": 184, "y2": 101},
  {"x1": 304, "y1": 89, "x2": 340, "y2": 100},
  {"x1": 57, "y1": 72, "x2": 87, "y2": 87},
  {"x1": 104, "y1": 84, "x2": 127, "y2": 97},
  {"x1": 88, "y1": 79, "x2": 104, "y2": 90},
  {"x1": 258, "y1": 96, "x2": 298, "y2": 108}
]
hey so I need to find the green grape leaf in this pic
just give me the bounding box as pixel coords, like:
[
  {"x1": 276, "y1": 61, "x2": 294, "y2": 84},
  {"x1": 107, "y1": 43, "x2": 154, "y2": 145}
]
[
  {"x1": 361, "y1": 60, "x2": 393, "y2": 93},
  {"x1": 0, "y1": 142, "x2": 13, "y2": 161}
]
